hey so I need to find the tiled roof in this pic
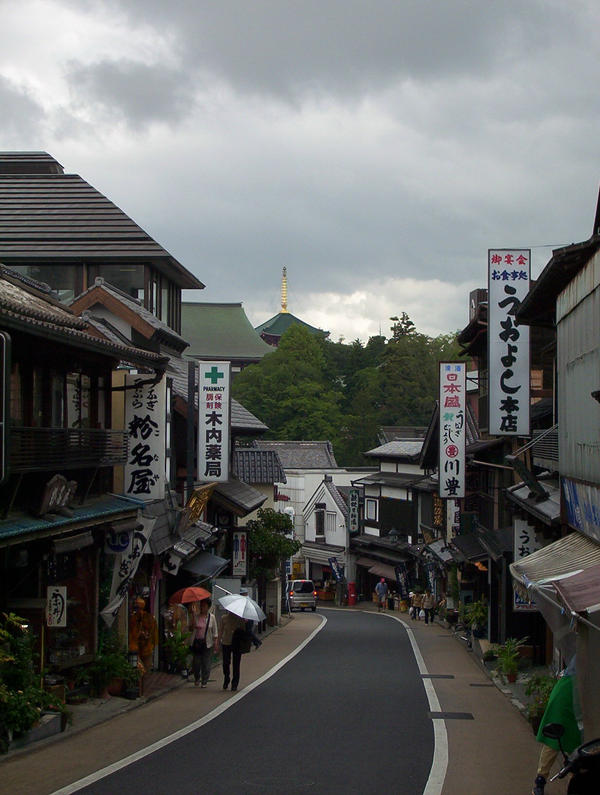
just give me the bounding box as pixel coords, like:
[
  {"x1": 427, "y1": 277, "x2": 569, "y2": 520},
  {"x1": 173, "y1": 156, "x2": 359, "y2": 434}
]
[
  {"x1": 378, "y1": 426, "x2": 427, "y2": 444},
  {"x1": 364, "y1": 440, "x2": 424, "y2": 460},
  {"x1": 181, "y1": 302, "x2": 272, "y2": 360},
  {"x1": 168, "y1": 356, "x2": 268, "y2": 432},
  {"x1": 233, "y1": 449, "x2": 287, "y2": 484},
  {"x1": 72, "y1": 278, "x2": 189, "y2": 352},
  {"x1": 0, "y1": 152, "x2": 203, "y2": 289},
  {"x1": 253, "y1": 440, "x2": 338, "y2": 469},
  {"x1": 0, "y1": 267, "x2": 167, "y2": 370},
  {"x1": 324, "y1": 480, "x2": 349, "y2": 521},
  {"x1": 254, "y1": 311, "x2": 328, "y2": 338}
]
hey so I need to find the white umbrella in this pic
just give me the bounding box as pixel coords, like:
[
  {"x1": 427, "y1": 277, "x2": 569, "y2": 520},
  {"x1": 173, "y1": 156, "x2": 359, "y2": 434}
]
[{"x1": 218, "y1": 593, "x2": 266, "y2": 622}]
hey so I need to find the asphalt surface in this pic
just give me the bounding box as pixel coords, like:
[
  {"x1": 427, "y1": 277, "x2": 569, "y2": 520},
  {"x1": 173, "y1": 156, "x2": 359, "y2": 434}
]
[{"x1": 75, "y1": 610, "x2": 433, "y2": 795}]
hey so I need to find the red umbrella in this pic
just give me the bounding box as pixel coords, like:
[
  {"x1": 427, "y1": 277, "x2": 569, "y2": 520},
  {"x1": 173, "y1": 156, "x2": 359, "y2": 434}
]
[{"x1": 168, "y1": 586, "x2": 211, "y2": 605}]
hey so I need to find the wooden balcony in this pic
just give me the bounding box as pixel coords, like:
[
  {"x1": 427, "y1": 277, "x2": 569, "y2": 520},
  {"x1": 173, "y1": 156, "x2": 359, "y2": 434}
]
[{"x1": 9, "y1": 427, "x2": 128, "y2": 472}]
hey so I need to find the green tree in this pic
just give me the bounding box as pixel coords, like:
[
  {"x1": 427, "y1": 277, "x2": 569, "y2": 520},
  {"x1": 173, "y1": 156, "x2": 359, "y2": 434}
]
[{"x1": 246, "y1": 509, "x2": 301, "y2": 602}]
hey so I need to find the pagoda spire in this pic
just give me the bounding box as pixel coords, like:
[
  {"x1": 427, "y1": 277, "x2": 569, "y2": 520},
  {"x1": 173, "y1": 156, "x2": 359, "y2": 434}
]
[{"x1": 281, "y1": 266, "x2": 288, "y2": 313}]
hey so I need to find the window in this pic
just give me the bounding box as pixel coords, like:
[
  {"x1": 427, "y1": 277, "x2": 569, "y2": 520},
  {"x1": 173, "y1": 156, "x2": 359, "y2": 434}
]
[
  {"x1": 315, "y1": 510, "x2": 325, "y2": 535},
  {"x1": 326, "y1": 512, "x2": 336, "y2": 533},
  {"x1": 87, "y1": 264, "x2": 144, "y2": 301},
  {"x1": 365, "y1": 498, "x2": 378, "y2": 521},
  {"x1": 10, "y1": 264, "x2": 82, "y2": 303}
]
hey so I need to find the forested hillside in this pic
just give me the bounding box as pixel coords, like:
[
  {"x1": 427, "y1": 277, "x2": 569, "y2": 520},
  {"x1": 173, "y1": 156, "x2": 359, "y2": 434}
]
[{"x1": 232, "y1": 315, "x2": 462, "y2": 466}]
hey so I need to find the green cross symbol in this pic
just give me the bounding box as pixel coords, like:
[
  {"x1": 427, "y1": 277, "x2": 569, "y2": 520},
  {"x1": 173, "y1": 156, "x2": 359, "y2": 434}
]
[{"x1": 205, "y1": 366, "x2": 224, "y2": 385}]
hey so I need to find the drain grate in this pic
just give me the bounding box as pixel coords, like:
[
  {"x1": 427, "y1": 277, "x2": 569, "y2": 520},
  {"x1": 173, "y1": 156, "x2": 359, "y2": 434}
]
[
  {"x1": 469, "y1": 683, "x2": 494, "y2": 687},
  {"x1": 420, "y1": 674, "x2": 455, "y2": 679},
  {"x1": 429, "y1": 711, "x2": 474, "y2": 720}
]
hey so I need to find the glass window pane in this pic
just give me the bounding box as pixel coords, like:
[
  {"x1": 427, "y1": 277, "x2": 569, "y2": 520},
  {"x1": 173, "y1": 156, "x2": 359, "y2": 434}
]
[
  {"x1": 8, "y1": 264, "x2": 80, "y2": 303},
  {"x1": 87, "y1": 264, "x2": 145, "y2": 300}
]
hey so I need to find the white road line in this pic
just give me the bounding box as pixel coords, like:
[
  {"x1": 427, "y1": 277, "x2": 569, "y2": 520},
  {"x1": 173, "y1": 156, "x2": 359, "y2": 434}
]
[
  {"x1": 50, "y1": 615, "x2": 328, "y2": 795},
  {"x1": 381, "y1": 613, "x2": 448, "y2": 795}
]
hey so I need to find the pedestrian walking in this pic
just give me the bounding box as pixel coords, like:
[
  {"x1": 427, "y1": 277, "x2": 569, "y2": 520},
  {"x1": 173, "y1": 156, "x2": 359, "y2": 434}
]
[
  {"x1": 375, "y1": 578, "x2": 388, "y2": 612},
  {"x1": 411, "y1": 591, "x2": 423, "y2": 620},
  {"x1": 189, "y1": 599, "x2": 219, "y2": 688},
  {"x1": 219, "y1": 589, "x2": 262, "y2": 692},
  {"x1": 422, "y1": 590, "x2": 435, "y2": 624}
]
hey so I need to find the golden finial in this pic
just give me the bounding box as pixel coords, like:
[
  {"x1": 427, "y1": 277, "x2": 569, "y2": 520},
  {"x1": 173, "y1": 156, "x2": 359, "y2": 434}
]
[{"x1": 281, "y1": 266, "x2": 288, "y2": 313}]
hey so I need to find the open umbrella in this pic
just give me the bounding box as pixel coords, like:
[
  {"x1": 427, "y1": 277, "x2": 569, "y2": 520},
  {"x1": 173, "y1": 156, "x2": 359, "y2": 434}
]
[
  {"x1": 169, "y1": 586, "x2": 211, "y2": 605},
  {"x1": 218, "y1": 593, "x2": 266, "y2": 622}
]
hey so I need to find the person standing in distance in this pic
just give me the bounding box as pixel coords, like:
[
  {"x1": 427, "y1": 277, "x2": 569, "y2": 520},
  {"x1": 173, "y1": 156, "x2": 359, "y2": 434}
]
[{"x1": 375, "y1": 578, "x2": 388, "y2": 612}]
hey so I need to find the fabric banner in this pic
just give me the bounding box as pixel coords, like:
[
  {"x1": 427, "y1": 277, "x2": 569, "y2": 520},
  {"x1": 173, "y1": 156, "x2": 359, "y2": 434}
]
[
  {"x1": 100, "y1": 514, "x2": 155, "y2": 627},
  {"x1": 394, "y1": 563, "x2": 410, "y2": 600},
  {"x1": 328, "y1": 556, "x2": 344, "y2": 582}
]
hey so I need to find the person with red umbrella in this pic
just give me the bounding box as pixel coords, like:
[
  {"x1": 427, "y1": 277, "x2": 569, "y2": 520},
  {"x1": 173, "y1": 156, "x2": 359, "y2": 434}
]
[{"x1": 188, "y1": 598, "x2": 219, "y2": 687}]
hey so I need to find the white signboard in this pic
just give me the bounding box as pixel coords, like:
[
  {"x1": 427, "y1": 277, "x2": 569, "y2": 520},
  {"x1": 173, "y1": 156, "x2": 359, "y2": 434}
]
[
  {"x1": 488, "y1": 249, "x2": 530, "y2": 436},
  {"x1": 439, "y1": 362, "x2": 466, "y2": 499},
  {"x1": 513, "y1": 518, "x2": 542, "y2": 612},
  {"x1": 232, "y1": 530, "x2": 247, "y2": 577},
  {"x1": 46, "y1": 586, "x2": 67, "y2": 627},
  {"x1": 445, "y1": 498, "x2": 461, "y2": 539},
  {"x1": 124, "y1": 375, "x2": 166, "y2": 500},
  {"x1": 198, "y1": 362, "x2": 231, "y2": 483}
]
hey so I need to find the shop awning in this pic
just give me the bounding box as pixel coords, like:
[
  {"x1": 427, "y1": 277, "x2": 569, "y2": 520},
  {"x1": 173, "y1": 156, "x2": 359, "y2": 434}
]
[
  {"x1": 301, "y1": 541, "x2": 345, "y2": 565},
  {"x1": 426, "y1": 539, "x2": 455, "y2": 563},
  {"x1": 356, "y1": 557, "x2": 397, "y2": 580},
  {"x1": 181, "y1": 551, "x2": 229, "y2": 579},
  {"x1": 509, "y1": 532, "x2": 600, "y2": 600},
  {"x1": 505, "y1": 479, "x2": 561, "y2": 526},
  {"x1": 450, "y1": 533, "x2": 488, "y2": 562},
  {"x1": 211, "y1": 479, "x2": 267, "y2": 516},
  {"x1": 0, "y1": 494, "x2": 143, "y2": 547},
  {"x1": 553, "y1": 562, "x2": 600, "y2": 614}
]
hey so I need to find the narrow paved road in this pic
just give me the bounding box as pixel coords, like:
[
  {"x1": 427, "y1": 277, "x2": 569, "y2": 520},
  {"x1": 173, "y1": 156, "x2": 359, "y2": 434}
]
[{"x1": 76, "y1": 610, "x2": 434, "y2": 794}]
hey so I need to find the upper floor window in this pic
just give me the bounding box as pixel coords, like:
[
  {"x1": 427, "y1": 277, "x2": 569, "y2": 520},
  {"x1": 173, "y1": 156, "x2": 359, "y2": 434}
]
[
  {"x1": 365, "y1": 498, "x2": 378, "y2": 521},
  {"x1": 87, "y1": 263, "x2": 144, "y2": 302},
  {"x1": 9, "y1": 264, "x2": 82, "y2": 304}
]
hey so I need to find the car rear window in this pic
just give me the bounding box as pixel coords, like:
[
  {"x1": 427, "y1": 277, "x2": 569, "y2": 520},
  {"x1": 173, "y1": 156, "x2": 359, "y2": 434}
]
[{"x1": 293, "y1": 581, "x2": 315, "y2": 593}]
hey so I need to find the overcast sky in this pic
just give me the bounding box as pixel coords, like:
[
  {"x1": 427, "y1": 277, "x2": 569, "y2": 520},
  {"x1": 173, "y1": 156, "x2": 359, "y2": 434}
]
[{"x1": 2, "y1": 1, "x2": 599, "y2": 342}]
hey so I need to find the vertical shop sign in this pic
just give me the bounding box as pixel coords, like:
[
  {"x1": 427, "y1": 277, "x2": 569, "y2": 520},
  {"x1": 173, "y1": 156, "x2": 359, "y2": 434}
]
[
  {"x1": 513, "y1": 518, "x2": 542, "y2": 611},
  {"x1": 198, "y1": 362, "x2": 231, "y2": 483},
  {"x1": 445, "y1": 498, "x2": 461, "y2": 539},
  {"x1": 394, "y1": 563, "x2": 410, "y2": 600},
  {"x1": 439, "y1": 362, "x2": 466, "y2": 499},
  {"x1": 124, "y1": 375, "x2": 166, "y2": 500},
  {"x1": 232, "y1": 530, "x2": 247, "y2": 577},
  {"x1": 348, "y1": 488, "x2": 360, "y2": 533},
  {"x1": 328, "y1": 557, "x2": 344, "y2": 582},
  {"x1": 488, "y1": 249, "x2": 530, "y2": 436},
  {"x1": 46, "y1": 586, "x2": 67, "y2": 627}
]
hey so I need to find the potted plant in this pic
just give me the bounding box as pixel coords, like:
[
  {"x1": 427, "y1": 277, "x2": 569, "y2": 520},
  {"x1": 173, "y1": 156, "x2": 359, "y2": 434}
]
[
  {"x1": 464, "y1": 598, "x2": 488, "y2": 638},
  {"x1": 525, "y1": 673, "x2": 557, "y2": 734},
  {"x1": 163, "y1": 620, "x2": 191, "y2": 675},
  {"x1": 80, "y1": 647, "x2": 132, "y2": 698},
  {"x1": 497, "y1": 637, "x2": 528, "y2": 683}
]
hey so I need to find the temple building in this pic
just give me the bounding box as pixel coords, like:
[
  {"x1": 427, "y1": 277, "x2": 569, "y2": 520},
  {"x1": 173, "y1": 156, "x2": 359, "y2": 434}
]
[{"x1": 254, "y1": 267, "x2": 329, "y2": 347}]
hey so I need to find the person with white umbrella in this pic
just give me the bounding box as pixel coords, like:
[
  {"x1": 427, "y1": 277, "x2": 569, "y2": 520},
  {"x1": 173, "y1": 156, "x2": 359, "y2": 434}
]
[{"x1": 218, "y1": 588, "x2": 263, "y2": 692}]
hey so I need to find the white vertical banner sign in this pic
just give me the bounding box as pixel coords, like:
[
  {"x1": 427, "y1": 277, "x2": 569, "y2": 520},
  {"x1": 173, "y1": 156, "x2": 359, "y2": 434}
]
[
  {"x1": 198, "y1": 361, "x2": 231, "y2": 483},
  {"x1": 488, "y1": 249, "x2": 530, "y2": 436},
  {"x1": 124, "y1": 375, "x2": 166, "y2": 500},
  {"x1": 439, "y1": 362, "x2": 466, "y2": 499},
  {"x1": 513, "y1": 518, "x2": 542, "y2": 612},
  {"x1": 46, "y1": 586, "x2": 67, "y2": 627}
]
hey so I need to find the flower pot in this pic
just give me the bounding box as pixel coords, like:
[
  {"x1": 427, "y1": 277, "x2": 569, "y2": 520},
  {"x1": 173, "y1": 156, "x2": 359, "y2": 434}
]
[
  {"x1": 506, "y1": 671, "x2": 517, "y2": 683},
  {"x1": 107, "y1": 677, "x2": 124, "y2": 697}
]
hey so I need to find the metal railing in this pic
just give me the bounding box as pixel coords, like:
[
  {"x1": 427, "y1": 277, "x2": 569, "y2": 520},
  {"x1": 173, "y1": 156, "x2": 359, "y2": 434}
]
[{"x1": 9, "y1": 426, "x2": 128, "y2": 472}]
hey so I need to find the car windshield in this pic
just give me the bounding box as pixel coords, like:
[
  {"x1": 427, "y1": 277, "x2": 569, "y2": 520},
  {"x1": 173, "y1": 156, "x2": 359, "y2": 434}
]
[{"x1": 293, "y1": 581, "x2": 314, "y2": 593}]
